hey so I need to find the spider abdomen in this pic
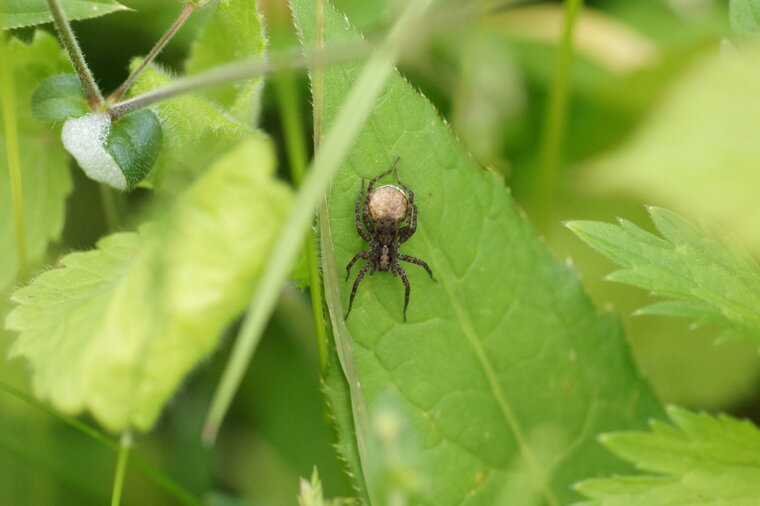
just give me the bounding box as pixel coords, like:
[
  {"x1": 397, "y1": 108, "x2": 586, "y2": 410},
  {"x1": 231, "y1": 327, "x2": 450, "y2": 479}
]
[{"x1": 368, "y1": 185, "x2": 407, "y2": 222}]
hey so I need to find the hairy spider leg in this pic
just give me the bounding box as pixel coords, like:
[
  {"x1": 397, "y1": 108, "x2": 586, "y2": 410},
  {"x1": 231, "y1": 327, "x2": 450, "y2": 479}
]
[
  {"x1": 346, "y1": 262, "x2": 374, "y2": 318},
  {"x1": 397, "y1": 179, "x2": 417, "y2": 244},
  {"x1": 392, "y1": 262, "x2": 411, "y2": 322},
  {"x1": 345, "y1": 251, "x2": 371, "y2": 280},
  {"x1": 398, "y1": 254, "x2": 435, "y2": 281},
  {"x1": 354, "y1": 180, "x2": 372, "y2": 242},
  {"x1": 360, "y1": 181, "x2": 375, "y2": 235}
]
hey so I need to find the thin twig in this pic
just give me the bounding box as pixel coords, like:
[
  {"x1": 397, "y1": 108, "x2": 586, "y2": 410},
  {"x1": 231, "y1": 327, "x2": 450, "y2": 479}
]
[
  {"x1": 109, "y1": 2, "x2": 195, "y2": 103},
  {"x1": 46, "y1": 0, "x2": 104, "y2": 108}
]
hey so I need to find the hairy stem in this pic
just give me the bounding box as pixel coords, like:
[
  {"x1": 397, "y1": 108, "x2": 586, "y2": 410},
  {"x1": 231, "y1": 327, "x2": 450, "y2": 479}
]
[
  {"x1": 110, "y1": 432, "x2": 132, "y2": 506},
  {"x1": 109, "y1": 2, "x2": 195, "y2": 103},
  {"x1": 108, "y1": 41, "x2": 369, "y2": 120},
  {"x1": 0, "y1": 32, "x2": 28, "y2": 280},
  {"x1": 535, "y1": 0, "x2": 583, "y2": 210},
  {"x1": 46, "y1": 0, "x2": 104, "y2": 108},
  {"x1": 202, "y1": 0, "x2": 435, "y2": 446}
]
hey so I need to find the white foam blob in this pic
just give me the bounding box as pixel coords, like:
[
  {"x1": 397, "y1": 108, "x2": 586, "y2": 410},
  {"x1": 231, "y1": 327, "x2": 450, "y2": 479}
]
[{"x1": 61, "y1": 113, "x2": 127, "y2": 190}]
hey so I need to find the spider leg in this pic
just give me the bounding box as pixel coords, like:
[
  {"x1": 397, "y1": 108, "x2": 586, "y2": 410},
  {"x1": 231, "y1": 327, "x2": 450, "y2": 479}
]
[
  {"x1": 354, "y1": 180, "x2": 372, "y2": 242},
  {"x1": 346, "y1": 262, "x2": 373, "y2": 319},
  {"x1": 397, "y1": 178, "x2": 417, "y2": 244},
  {"x1": 398, "y1": 254, "x2": 435, "y2": 281},
  {"x1": 393, "y1": 263, "x2": 411, "y2": 322},
  {"x1": 362, "y1": 197, "x2": 374, "y2": 234},
  {"x1": 345, "y1": 251, "x2": 371, "y2": 281}
]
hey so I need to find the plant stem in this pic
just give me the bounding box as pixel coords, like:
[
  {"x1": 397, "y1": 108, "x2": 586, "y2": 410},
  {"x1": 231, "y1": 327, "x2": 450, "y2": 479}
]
[
  {"x1": 0, "y1": 380, "x2": 203, "y2": 506},
  {"x1": 318, "y1": 198, "x2": 377, "y2": 501},
  {"x1": 201, "y1": 0, "x2": 435, "y2": 445},
  {"x1": 311, "y1": 1, "x2": 375, "y2": 498},
  {"x1": 269, "y1": 1, "x2": 329, "y2": 374},
  {"x1": 46, "y1": 0, "x2": 104, "y2": 108},
  {"x1": 110, "y1": 432, "x2": 132, "y2": 506},
  {"x1": 108, "y1": 41, "x2": 369, "y2": 120},
  {"x1": 109, "y1": 2, "x2": 194, "y2": 103},
  {"x1": 535, "y1": 0, "x2": 583, "y2": 210},
  {"x1": 0, "y1": 32, "x2": 28, "y2": 280}
]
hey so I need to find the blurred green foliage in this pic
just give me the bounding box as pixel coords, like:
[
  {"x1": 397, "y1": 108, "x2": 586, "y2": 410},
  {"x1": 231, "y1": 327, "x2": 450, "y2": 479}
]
[{"x1": 3, "y1": 0, "x2": 760, "y2": 504}]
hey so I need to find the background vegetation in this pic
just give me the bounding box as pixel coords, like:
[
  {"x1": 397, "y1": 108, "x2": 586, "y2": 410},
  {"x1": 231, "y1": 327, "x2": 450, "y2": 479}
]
[{"x1": 2, "y1": 0, "x2": 760, "y2": 505}]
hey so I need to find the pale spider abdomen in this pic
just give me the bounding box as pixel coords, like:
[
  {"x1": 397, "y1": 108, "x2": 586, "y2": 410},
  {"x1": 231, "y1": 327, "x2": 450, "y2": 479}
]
[{"x1": 368, "y1": 185, "x2": 407, "y2": 223}]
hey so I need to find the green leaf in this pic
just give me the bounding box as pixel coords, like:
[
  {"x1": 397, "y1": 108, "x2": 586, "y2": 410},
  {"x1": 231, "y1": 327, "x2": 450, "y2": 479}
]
[
  {"x1": 1, "y1": 0, "x2": 128, "y2": 29},
  {"x1": 730, "y1": 0, "x2": 760, "y2": 38},
  {"x1": 577, "y1": 47, "x2": 760, "y2": 257},
  {"x1": 573, "y1": 406, "x2": 760, "y2": 506},
  {"x1": 105, "y1": 109, "x2": 163, "y2": 188},
  {"x1": 184, "y1": 0, "x2": 267, "y2": 124},
  {"x1": 31, "y1": 74, "x2": 88, "y2": 121},
  {"x1": 567, "y1": 207, "x2": 760, "y2": 341},
  {"x1": 128, "y1": 62, "x2": 252, "y2": 190},
  {"x1": 5, "y1": 136, "x2": 293, "y2": 432},
  {"x1": 60, "y1": 109, "x2": 162, "y2": 190},
  {"x1": 0, "y1": 31, "x2": 73, "y2": 293},
  {"x1": 292, "y1": 1, "x2": 664, "y2": 503}
]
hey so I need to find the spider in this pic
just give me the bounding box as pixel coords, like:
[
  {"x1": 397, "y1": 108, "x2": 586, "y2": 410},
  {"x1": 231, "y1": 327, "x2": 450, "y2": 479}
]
[{"x1": 345, "y1": 158, "x2": 435, "y2": 322}]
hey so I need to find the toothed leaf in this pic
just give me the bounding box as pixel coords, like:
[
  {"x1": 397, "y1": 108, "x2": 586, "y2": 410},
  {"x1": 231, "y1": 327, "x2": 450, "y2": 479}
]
[
  {"x1": 574, "y1": 406, "x2": 760, "y2": 505},
  {"x1": 2, "y1": 0, "x2": 128, "y2": 29},
  {"x1": 6, "y1": 136, "x2": 292, "y2": 432},
  {"x1": 567, "y1": 207, "x2": 760, "y2": 341}
]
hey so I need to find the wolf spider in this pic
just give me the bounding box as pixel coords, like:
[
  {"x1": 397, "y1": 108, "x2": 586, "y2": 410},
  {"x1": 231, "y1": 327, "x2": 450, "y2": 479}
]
[{"x1": 345, "y1": 158, "x2": 435, "y2": 321}]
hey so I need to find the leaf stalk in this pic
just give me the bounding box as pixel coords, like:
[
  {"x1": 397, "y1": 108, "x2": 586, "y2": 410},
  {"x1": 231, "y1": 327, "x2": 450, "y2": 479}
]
[{"x1": 107, "y1": 41, "x2": 369, "y2": 120}]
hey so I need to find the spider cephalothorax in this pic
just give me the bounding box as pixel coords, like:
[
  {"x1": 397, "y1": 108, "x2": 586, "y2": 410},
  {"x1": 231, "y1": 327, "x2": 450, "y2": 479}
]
[{"x1": 345, "y1": 158, "x2": 435, "y2": 321}]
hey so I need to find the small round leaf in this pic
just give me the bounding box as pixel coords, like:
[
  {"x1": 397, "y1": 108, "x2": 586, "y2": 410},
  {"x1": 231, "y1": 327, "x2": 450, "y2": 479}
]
[{"x1": 31, "y1": 74, "x2": 89, "y2": 121}]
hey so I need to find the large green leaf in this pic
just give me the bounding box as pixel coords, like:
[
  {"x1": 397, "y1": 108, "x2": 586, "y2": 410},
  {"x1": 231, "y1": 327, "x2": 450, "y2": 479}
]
[
  {"x1": 184, "y1": 0, "x2": 266, "y2": 124},
  {"x1": 1, "y1": 0, "x2": 127, "y2": 29},
  {"x1": 292, "y1": 1, "x2": 664, "y2": 504},
  {"x1": 6, "y1": 136, "x2": 293, "y2": 432},
  {"x1": 574, "y1": 406, "x2": 760, "y2": 506},
  {"x1": 577, "y1": 48, "x2": 760, "y2": 257},
  {"x1": 0, "y1": 31, "x2": 73, "y2": 293}
]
